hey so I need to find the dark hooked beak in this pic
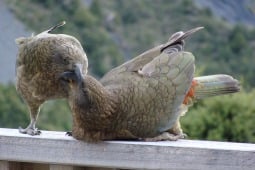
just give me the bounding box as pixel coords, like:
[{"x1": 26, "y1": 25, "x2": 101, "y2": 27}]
[
  {"x1": 74, "y1": 63, "x2": 83, "y2": 84},
  {"x1": 59, "y1": 64, "x2": 83, "y2": 86}
]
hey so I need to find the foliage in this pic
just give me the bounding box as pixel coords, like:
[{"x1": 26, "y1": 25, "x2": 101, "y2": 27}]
[
  {"x1": 181, "y1": 90, "x2": 255, "y2": 143},
  {"x1": 0, "y1": 84, "x2": 28, "y2": 128},
  {"x1": 0, "y1": 84, "x2": 71, "y2": 131},
  {"x1": 39, "y1": 99, "x2": 71, "y2": 131}
]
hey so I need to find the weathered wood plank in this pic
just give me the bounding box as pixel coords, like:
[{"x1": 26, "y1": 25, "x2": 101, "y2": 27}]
[{"x1": 0, "y1": 128, "x2": 254, "y2": 170}]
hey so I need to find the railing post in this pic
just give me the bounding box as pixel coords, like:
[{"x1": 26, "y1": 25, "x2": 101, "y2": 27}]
[
  {"x1": 50, "y1": 165, "x2": 118, "y2": 170},
  {"x1": 1, "y1": 162, "x2": 49, "y2": 170},
  {"x1": 0, "y1": 161, "x2": 9, "y2": 170},
  {"x1": 50, "y1": 164, "x2": 82, "y2": 170}
]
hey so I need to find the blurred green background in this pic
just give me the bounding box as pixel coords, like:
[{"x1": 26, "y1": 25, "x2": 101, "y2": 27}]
[{"x1": 0, "y1": 0, "x2": 254, "y2": 143}]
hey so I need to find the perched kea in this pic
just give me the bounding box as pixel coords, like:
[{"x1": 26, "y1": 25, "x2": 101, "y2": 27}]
[
  {"x1": 16, "y1": 22, "x2": 88, "y2": 135},
  {"x1": 60, "y1": 27, "x2": 240, "y2": 142}
]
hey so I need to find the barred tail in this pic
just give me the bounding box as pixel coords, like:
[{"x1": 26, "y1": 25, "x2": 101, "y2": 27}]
[
  {"x1": 183, "y1": 74, "x2": 240, "y2": 105},
  {"x1": 193, "y1": 74, "x2": 240, "y2": 100}
]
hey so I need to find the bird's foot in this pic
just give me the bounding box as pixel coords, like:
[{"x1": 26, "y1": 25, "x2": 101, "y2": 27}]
[
  {"x1": 65, "y1": 131, "x2": 72, "y2": 136},
  {"x1": 144, "y1": 132, "x2": 186, "y2": 142},
  {"x1": 19, "y1": 126, "x2": 41, "y2": 136}
]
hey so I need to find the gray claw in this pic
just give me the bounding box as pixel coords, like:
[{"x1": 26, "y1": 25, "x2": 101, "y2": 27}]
[
  {"x1": 66, "y1": 131, "x2": 72, "y2": 136},
  {"x1": 19, "y1": 126, "x2": 41, "y2": 136}
]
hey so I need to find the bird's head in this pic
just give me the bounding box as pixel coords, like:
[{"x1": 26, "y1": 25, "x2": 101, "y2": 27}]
[
  {"x1": 16, "y1": 21, "x2": 88, "y2": 77},
  {"x1": 51, "y1": 43, "x2": 88, "y2": 76},
  {"x1": 47, "y1": 22, "x2": 88, "y2": 75}
]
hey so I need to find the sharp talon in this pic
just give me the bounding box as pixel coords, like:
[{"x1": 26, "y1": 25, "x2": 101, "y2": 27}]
[
  {"x1": 66, "y1": 131, "x2": 72, "y2": 136},
  {"x1": 180, "y1": 133, "x2": 187, "y2": 139},
  {"x1": 35, "y1": 129, "x2": 41, "y2": 135}
]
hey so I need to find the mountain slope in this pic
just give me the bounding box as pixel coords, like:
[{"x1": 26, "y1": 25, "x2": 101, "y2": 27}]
[
  {"x1": 0, "y1": 0, "x2": 30, "y2": 83},
  {"x1": 194, "y1": 0, "x2": 255, "y2": 26}
]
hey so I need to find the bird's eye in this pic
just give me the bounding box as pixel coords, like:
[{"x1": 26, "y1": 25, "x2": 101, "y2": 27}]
[{"x1": 53, "y1": 53, "x2": 69, "y2": 65}]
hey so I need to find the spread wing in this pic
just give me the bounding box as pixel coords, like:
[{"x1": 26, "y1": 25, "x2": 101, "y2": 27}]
[{"x1": 100, "y1": 27, "x2": 202, "y2": 86}]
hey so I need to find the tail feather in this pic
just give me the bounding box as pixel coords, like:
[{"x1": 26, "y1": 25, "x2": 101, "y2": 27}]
[
  {"x1": 193, "y1": 74, "x2": 240, "y2": 100},
  {"x1": 183, "y1": 74, "x2": 240, "y2": 105}
]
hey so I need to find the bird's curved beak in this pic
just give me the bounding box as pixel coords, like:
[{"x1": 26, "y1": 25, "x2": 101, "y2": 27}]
[
  {"x1": 59, "y1": 64, "x2": 83, "y2": 87},
  {"x1": 74, "y1": 63, "x2": 83, "y2": 86},
  {"x1": 59, "y1": 71, "x2": 76, "y2": 84}
]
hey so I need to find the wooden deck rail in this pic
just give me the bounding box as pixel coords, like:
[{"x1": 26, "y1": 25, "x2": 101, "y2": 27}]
[{"x1": 0, "y1": 128, "x2": 254, "y2": 170}]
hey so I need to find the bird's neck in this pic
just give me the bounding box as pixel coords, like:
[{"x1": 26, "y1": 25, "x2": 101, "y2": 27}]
[{"x1": 70, "y1": 75, "x2": 116, "y2": 123}]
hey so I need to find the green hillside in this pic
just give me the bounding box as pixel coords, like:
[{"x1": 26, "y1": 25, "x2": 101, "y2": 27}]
[{"x1": 2, "y1": 0, "x2": 255, "y2": 142}]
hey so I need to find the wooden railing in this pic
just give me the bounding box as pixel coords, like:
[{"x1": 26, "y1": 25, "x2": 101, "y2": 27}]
[{"x1": 0, "y1": 128, "x2": 254, "y2": 170}]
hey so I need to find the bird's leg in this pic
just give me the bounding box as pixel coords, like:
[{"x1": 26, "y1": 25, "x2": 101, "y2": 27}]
[
  {"x1": 145, "y1": 120, "x2": 187, "y2": 142},
  {"x1": 19, "y1": 104, "x2": 41, "y2": 135},
  {"x1": 167, "y1": 120, "x2": 187, "y2": 139}
]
